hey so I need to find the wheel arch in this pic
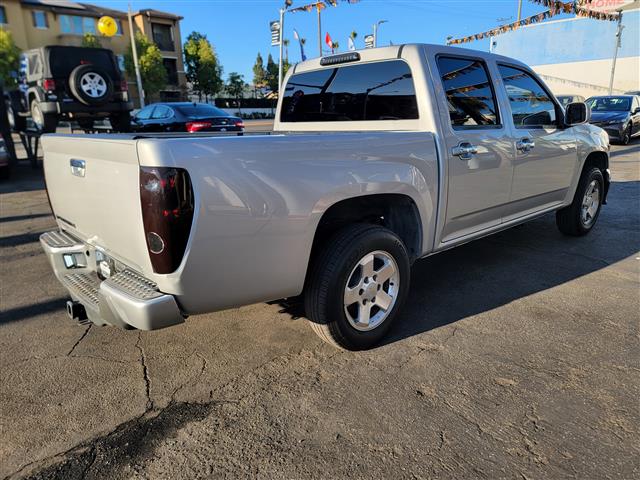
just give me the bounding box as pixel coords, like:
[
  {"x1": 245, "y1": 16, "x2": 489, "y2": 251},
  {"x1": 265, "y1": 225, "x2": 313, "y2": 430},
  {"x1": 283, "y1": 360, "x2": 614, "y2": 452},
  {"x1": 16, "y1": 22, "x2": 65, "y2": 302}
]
[
  {"x1": 582, "y1": 150, "x2": 610, "y2": 203},
  {"x1": 306, "y1": 193, "x2": 424, "y2": 282}
]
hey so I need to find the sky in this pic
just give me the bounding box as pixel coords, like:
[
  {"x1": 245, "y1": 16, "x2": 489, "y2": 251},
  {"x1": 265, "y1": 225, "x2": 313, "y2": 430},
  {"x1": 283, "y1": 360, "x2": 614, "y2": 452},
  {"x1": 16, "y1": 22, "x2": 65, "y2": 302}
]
[{"x1": 91, "y1": 0, "x2": 572, "y2": 82}]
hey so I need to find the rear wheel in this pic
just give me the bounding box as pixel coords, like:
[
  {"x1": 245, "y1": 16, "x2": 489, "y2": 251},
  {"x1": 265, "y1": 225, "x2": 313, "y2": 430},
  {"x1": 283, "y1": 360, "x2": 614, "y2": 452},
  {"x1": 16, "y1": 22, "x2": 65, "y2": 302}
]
[
  {"x1": 30, "y1": 99, "x2": 58, "y2": 133},
  {"x1": 109, "y1": 112, "x2": 131, "y2": 132},
  {"x1": 556, "y1": 167, "x2": 604, "y2": 236},
  {"x1": 304, "y1": 224, "x2": 410, "y2": 350}
]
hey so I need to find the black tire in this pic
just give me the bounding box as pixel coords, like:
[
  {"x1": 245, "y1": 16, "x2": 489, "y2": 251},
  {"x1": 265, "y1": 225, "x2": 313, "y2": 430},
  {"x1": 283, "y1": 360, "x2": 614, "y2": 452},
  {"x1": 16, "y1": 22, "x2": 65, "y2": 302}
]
[
  {"x1": 30, "y1": 99, "x2": 58, "y2": 133},
  {"x1": 76, "y1": 118, "x2": 94, "y2": 131},
  {"x1": 0, "y1": 165, "x2": 10, "y2": 180},
  {"x1": 556, "y1": 167, "x2": 604, "y2": 236},
  {"x1": 109, "y1": 112, "x2": 131, "y2": 132},
  {"x1": 620, "y1": 125, "x2": 631, "y2": 145},
  {"x1": 68, "y1": 64, "x2": 113, "y2": 106},
  {"x1": 304, "y1": 224, "x2": 410, "y2": 350},
  {"x1": 6, "y1": 99, "x2": 27, "y2": 132}
]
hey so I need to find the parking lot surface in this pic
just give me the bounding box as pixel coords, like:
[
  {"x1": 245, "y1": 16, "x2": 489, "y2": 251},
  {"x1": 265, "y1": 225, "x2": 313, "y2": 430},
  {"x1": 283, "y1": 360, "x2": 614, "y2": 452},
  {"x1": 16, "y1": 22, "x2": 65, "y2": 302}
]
[{"x1": 1, "y1": 138, "x2": 639, "y2": 479}]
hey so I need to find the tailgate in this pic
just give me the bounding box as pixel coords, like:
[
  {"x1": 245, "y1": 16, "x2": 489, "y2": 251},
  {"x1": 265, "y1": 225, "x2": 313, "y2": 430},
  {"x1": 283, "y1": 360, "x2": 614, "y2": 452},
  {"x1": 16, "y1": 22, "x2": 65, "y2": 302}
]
[{"x1": 41, "y1": 135, "x2": 152, "y2": 274}]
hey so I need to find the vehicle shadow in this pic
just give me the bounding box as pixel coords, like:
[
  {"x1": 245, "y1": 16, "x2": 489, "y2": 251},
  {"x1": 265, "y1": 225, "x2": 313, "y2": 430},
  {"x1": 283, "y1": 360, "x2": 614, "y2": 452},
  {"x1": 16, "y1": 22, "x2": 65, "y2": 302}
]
[
  {"x1": 0, "y1": 161, "x2": 45, "y2": 194},
  {"x1": 380, "y1": 179, "x2": 639, "y2": 347}
]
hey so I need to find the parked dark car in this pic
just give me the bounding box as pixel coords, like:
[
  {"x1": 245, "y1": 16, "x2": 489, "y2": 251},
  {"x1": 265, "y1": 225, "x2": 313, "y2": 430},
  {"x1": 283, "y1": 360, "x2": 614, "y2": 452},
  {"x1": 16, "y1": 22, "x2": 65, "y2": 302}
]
[
  {"x1": 131, "y1": 103, "x2": 244, "y2": 133},
  {"x1": 5, "y1": 46, "x2": 133, "y2": 133},
  {"x1": 624, "y1": 90, "x2": 640, "y2": 96},
  {"x1": 0, "y1": 138, "x2": 9, "y2": 179},
  {"x1": 556, "y1": 94, "x2": 585, "y2": 108},
  {"x1": 586, "y1": 95, "x2": 640, "y2": 145}
]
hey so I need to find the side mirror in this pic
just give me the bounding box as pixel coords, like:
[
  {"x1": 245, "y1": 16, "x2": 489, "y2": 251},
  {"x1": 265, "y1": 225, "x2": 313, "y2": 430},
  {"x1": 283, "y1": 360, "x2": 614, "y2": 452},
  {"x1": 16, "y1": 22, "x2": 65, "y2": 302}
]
[
  {"x1": 565, "y1": 102, "x2": 589, "y2": 126},
  {"x1": 633, "y1": 107, "x2": 640, "y2": 114}
]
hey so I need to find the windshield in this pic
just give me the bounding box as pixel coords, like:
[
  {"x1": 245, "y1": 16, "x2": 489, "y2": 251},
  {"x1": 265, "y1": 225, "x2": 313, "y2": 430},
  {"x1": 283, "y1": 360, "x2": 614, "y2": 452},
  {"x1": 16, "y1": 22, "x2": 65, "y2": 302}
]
[
  {"x1": 176, "y1": 104, "x2": 229, "y2": 117},
  {"x1": 586, "y1": 97, "x2": 631, "y2": 112}
]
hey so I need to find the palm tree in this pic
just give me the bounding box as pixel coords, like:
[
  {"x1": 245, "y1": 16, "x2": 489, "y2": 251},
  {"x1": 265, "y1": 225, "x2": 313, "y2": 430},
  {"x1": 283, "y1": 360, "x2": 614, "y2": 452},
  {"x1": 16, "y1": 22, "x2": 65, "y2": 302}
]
[
  {"x1": 283, "y1": 39, "x2": 290, "y2": 61},
  {"x1": 332, "y1": 41, "x2": 339, "y2": 53}
]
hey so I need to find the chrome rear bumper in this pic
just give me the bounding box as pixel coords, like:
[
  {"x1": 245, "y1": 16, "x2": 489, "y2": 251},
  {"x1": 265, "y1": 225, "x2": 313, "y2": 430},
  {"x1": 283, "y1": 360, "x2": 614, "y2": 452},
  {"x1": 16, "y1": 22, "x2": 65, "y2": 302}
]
[{"x1": 40, "y1": 230, "x2": 184, "y2": 330}]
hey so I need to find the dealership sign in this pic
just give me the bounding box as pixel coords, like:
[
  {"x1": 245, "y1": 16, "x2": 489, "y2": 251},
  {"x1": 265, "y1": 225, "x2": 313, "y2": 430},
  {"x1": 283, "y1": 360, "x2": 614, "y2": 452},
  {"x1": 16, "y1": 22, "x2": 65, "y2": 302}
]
[{"x1": 584, "y1": 0, "x2": 637, "y2": 12}]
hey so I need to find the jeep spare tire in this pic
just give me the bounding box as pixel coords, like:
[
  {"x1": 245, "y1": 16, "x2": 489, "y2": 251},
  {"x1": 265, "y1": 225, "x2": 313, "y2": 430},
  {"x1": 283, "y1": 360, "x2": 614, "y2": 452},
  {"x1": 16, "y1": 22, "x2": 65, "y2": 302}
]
[{"x1": 69, "y1": 64, "x2": 113, "y2": 106}]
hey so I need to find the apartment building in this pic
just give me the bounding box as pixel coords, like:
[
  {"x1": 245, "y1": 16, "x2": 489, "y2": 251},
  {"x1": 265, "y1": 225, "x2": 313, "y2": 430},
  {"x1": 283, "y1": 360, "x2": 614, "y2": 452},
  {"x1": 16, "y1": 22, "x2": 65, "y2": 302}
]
[{"x1": 0, "y1": 0, "x2": 187, "y2": 104}]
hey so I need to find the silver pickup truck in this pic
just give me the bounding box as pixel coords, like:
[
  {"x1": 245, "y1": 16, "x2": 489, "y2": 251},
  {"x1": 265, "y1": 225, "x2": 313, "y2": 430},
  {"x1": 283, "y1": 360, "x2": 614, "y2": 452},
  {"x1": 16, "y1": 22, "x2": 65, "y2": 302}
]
[{"x1": 40, "y1": 44, "x2": 610, "y2": 350}]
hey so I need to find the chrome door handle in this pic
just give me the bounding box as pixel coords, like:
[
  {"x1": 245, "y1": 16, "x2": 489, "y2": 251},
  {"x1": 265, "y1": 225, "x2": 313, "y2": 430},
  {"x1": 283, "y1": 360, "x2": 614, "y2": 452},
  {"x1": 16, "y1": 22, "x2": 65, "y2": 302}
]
[
  {"x1": 452, "y1": 142, "x2": 478, "y2": 160},
  {"x1": 516, "y1": 138, "x2": 535, "y2": 152}
]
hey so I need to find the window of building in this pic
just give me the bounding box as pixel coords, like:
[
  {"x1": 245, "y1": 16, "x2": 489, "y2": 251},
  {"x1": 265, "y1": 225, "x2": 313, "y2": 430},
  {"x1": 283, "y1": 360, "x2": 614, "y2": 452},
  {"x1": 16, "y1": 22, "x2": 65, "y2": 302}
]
[
  {"x1": 115, "y1": 19, "x2": 123, "y2": 35},
  {"x1": 32, "y1": 10, "x2": 48, "y2": 29},
  {"x1": 162, "y1": 58, "x2": 178, "y2": 85},
  {"x1": 152, "y1": 23, "x2": 174, "y2": 51},
  {"x1": 436, "y1": 56, "x2": 499, "y2": 128},
  {"x1": 498, "y1": 64, "x2": 557, "y2": 128},
  {"x1": 59, "y1": 15, "x2": 96, "y2": 35},
  {"x1": 280, "y1": 60, "x2": 419, "y2": 122},
  {"x1": 0, "y1": 6, "x2": 7, "y2": 25}
]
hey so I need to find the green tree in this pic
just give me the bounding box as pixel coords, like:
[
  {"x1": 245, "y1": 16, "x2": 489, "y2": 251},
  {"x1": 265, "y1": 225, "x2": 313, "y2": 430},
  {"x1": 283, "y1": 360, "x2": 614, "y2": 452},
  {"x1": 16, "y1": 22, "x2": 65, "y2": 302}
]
[
  {"x1": 0, "y1": 29, "x2": 21, "y2": 88},
  {"x1": 283, "y1": 38, "x2": 289, "y2": 61},
  {"x1": 252, "y1": 52, "x2": 266, "y2": 90},
  {"x1": 332, "y1": 41, "x2": 339, "y2": 52},
  {"x1": 226, "y1": 72, "x2": 245, "y2": 114},
  {"x1": 265, "y1": 53, "x2": 278, "y2": 93},
  {"x1": 124, "y1": 32, "x2": 167, "y2": 99},
  {"x1": 81, "y1": 33, "x2": 102, "y2": 48},
  {"x1": 184, "y1": 31, "x2": 223, "y2": 101}
]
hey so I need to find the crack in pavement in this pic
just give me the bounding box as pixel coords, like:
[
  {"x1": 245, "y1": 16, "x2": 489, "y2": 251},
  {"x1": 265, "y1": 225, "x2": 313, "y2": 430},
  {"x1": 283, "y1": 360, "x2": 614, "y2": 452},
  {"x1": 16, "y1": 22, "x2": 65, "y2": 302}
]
[
  {"x1": 135, "y1": 332, "x2": 153, "y2": 412},
  {"x1": 66, "y1": 325, "x2": 92, "y2": 356}
]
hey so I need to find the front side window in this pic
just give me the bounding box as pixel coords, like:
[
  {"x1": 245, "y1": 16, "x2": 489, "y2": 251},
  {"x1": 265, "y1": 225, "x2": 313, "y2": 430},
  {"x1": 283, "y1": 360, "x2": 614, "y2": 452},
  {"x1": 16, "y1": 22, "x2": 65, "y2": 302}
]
[
  {"x1": 32, "y1": 10, "x2": 48, "y2": 29},
  {"x1": 436, "y1": 56, "x2": 499, "y2": 128},
  {"x1": 0, "y1": 6, "x2": 7, "y2": 24},
  {"x1": 498, "y1": 65, "x2": 557, "y2": 128},
  {"x1": 151, "y1": 105, "x2": 172, "y2": 119},
  {"x1": 281, "y1": 60, "x2": 419, "y2": 122}
]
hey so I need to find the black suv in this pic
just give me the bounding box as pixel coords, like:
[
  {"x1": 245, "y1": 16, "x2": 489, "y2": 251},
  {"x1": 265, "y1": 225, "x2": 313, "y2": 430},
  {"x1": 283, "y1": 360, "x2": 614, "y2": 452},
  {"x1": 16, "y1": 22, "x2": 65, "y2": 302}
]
[{"x1": 6, "y1": 46, "x2": 133, "y2": 133}]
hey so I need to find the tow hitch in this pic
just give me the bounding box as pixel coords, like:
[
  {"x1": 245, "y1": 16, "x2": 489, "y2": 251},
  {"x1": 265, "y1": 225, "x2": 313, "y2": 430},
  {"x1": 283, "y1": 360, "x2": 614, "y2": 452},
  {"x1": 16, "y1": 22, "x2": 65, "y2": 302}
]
[{"x1": 66, "y1": 300, "x2": 88, "y2": 322}]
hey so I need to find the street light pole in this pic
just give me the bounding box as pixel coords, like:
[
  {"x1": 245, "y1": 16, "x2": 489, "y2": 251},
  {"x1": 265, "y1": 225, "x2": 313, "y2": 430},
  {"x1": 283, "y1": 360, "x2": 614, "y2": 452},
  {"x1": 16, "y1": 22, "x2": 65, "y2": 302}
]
[
  {"x1": 317, "y1": 6, "x2": 322, "y2": 56},
  {"x1": 517, "y1": 0, "x2": 523, "y2": 22},
  {"x1": 128, "y1": 3, "x2": 145, "y2": 107},
  {"x1": 373, "y1": 20, "x2": 387, "y2": 48},
  {"x1": 278, "y1": 7, "x2": 285, "y2": 89},
  {"x1": 608, "y1": 13, "x2": 624, "y2": 95}
]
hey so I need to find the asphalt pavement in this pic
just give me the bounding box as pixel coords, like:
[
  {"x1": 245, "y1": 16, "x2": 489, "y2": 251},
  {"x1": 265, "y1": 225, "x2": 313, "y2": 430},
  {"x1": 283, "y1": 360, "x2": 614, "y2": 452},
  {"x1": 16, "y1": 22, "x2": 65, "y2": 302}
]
[{"x1": 0, "y1": 135, "x2": 638, "y2": 479}]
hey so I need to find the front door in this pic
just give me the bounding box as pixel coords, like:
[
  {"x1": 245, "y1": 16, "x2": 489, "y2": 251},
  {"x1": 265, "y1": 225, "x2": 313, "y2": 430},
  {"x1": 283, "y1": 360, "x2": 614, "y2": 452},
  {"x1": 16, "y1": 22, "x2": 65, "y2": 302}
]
[
  {"x1": 435, "y1": 55, "x2": 514, "y2": 242},
  {"x1": 497, "y1": 64, "x2": 578, "y2": 220}
]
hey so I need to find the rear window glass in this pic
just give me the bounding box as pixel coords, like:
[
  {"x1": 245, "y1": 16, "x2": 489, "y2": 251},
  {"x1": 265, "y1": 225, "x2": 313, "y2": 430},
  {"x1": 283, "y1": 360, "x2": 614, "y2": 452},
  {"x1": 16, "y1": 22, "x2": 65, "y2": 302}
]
[
  {"x1": 176, "y1": 104, "x2": 228, "y2": 117},
  {"x1": 49, "y1": 48, "x2": 117, "y2": 78},
  {"x1": 280, "y1": 60, "x2": 419, "y2": 122}
]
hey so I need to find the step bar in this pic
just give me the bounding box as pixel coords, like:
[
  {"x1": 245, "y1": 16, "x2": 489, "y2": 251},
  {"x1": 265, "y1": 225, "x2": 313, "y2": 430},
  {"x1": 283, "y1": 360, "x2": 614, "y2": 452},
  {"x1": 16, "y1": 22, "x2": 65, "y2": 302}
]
[{"x1": 40, "y1": 230, "x2": 184, "y2": 330}]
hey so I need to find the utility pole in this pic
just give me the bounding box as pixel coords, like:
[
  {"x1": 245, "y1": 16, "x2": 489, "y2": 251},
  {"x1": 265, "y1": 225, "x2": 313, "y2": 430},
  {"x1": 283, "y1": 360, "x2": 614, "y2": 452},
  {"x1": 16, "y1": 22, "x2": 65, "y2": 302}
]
[
  {"x1": 128, "y1": 4, "x2": 145, "y2": 107},
  {"x1": 278, "y1": 7, "x2": 285, "y2": 89},
  {"x1": 517, "y1": 0, "x2": 523, "y2": 22},
  {"x1": 608, "y1": 13, "x2": 624, "y2": 95},
  {"x1": 373, "y1": 20, "x2": 388, "y2": 48}
]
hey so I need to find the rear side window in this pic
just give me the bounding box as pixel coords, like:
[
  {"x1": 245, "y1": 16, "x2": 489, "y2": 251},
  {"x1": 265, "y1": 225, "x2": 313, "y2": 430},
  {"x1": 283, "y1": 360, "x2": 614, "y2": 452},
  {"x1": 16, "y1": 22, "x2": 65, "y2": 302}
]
[
  {"x1": 280, "y1": 60, "x2": 418, "y2": 122},
  {"x1": 498, "y1": 65, "x2": 557, "y2": 128},
  {"x1": 151, "y1": 105, "x2": 173, "y2": 119},
  {"x1": 436, "y1": 56, "x2": 499, "y2": 128}
]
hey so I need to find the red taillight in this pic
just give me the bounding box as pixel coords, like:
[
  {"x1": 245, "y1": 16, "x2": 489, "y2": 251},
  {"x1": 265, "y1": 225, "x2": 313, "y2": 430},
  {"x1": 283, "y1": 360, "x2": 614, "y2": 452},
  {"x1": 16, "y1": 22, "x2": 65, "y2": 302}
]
[
  {"x1": 43, "y1": 78, "x2": 56, "y2": 91},
  {"x1": 234, "y1": 120, "x2": 245, "y2": 128},
  {"x1": 119, "y1": 80, "x2": 128, "y2": 91},
  {"x1": 186, "y1": 121, "x2": 211, "y2": 133},
  {"x1": 140, "y1": 167, "x2": 194, "y2": 274}
]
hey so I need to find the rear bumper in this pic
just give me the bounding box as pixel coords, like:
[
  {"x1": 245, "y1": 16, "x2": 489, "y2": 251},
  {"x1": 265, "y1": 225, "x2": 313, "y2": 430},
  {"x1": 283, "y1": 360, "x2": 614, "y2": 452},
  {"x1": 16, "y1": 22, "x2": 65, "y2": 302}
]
[
  {"x1": 40, "y1": 230, "x2": 184, "y2": 330},
  {"x1": 39, "y1": 101, "x2": 134, "y2": 116}
]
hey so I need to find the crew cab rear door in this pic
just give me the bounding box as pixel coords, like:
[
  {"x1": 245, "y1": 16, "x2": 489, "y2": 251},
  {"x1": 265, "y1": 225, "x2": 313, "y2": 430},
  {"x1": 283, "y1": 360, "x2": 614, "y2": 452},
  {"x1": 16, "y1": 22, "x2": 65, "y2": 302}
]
[{"x1": 432, "y1": 54, "x2": 514, "y2": 243}]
